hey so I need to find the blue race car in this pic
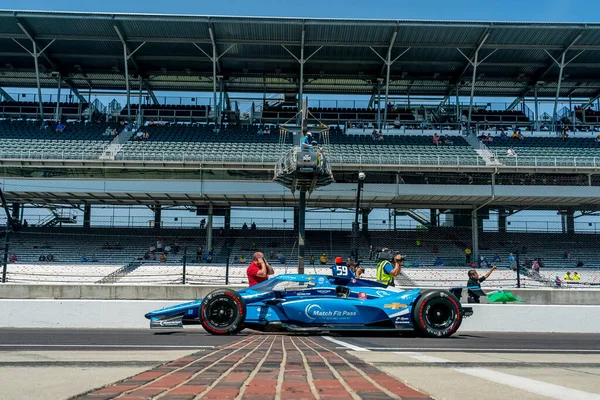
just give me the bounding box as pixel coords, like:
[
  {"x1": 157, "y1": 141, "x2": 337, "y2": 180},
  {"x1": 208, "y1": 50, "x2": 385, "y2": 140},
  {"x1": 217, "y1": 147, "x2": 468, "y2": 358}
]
[{"x1": 145, "y1": 274, "x2": 473, "y2": 338}]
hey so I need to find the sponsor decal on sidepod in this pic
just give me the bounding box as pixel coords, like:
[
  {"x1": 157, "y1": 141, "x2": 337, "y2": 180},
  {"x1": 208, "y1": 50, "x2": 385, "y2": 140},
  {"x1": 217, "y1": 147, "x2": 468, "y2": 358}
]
[{"x1": 304, "y1": 304, "x2": 357, "y2": 319}]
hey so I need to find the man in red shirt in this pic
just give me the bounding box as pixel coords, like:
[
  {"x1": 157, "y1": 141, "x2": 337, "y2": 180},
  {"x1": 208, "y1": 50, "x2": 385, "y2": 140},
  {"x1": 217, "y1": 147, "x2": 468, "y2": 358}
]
[{"x1": 246, "y1": 251, "x2": 274, "y2": 286}]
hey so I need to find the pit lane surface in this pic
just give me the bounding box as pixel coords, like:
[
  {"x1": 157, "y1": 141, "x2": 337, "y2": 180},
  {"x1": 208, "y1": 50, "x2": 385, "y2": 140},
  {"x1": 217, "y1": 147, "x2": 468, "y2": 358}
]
[
  {"x1": 2, "y1": 329, "x2": 600, "y2": 400},
  {"x1": 0, "y1": 328, "x2": 598, "y2": 353}
]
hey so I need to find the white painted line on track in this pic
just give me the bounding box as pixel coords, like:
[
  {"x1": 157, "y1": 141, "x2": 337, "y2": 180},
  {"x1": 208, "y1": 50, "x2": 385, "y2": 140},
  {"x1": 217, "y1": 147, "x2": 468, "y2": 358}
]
[
  {"x1": 349, "y1": 347, "x2": 600, "y2": 353},
  {"x1": 323, "y1": 337, "x2": 370, "y2": 351},
  {"x1": 454, "y1": 367, "x2": 600, "y2": 400},
  {"x1": 0, "y1": 344, "x2": 214, "y2": 349},
  {"x1": 332, "y1": 338, "x2": 600, "y2": 400}
]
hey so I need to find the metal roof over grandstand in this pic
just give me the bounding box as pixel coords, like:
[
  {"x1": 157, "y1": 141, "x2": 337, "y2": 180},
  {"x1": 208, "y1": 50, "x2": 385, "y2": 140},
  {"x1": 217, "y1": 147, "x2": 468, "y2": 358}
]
[{"x1": 1, "y1": 10, "x2": 600, "y2": 98}]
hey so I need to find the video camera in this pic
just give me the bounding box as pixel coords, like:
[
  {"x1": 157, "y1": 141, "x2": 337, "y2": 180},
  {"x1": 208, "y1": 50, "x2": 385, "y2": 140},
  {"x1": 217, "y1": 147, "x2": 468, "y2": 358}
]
[{"x1": 376, "y1": 248, "x2": 405, "y2": 262}]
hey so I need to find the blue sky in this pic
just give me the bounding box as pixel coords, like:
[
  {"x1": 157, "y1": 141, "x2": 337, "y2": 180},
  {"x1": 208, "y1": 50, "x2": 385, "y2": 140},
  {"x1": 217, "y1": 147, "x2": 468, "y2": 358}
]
[{"x1": 2, "y1": 0, "x2": 600, "y2": 22}]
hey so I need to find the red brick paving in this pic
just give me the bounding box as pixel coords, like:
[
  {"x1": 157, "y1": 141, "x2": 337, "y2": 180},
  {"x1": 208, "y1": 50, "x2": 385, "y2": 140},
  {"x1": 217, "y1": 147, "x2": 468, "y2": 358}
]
[{"x1": 74, "y1": 334, "x2": 433, "y2": 400}]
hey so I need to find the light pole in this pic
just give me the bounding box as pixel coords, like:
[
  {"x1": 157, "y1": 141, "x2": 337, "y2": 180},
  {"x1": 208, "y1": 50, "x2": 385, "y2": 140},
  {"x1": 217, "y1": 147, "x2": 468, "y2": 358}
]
[{"x1": 352, "y1": 172, "x2": 366, "y2": 260}]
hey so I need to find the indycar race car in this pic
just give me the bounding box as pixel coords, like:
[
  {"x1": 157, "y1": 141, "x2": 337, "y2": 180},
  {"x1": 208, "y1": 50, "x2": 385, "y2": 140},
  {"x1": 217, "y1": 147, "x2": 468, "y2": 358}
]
[{"x1": 145, "y1": 274, "x2": 473, "y2": 338}]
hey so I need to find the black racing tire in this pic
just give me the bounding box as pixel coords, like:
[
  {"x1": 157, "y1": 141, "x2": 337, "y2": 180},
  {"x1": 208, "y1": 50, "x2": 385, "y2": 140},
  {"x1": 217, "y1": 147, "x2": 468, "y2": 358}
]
[
  {"x1": 412, "y1": 290, "x2": 463, "y2": 338},
  {"x1": 199, "y1": 289, "x2": 246, "y2": 335}
]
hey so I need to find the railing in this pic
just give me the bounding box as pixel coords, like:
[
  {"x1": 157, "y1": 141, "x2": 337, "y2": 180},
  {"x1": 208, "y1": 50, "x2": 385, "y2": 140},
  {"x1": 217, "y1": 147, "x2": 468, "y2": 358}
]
[{"x1": 2, "y1": 148, "x2": 600, "y2": 169}]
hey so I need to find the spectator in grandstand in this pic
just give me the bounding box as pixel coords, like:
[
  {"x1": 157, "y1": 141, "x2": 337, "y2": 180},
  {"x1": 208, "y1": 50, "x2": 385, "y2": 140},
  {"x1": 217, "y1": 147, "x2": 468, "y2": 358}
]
[
  {"x1": 555, "y1": 275, "x2": 562, "y2": 287},
  {"x1": 23, "y1": 219, "x2": 28, "y2": 228},
  {"x1": 309, "y1": 255, "x2": 315, "y2": 265},
  {"x1": 156, "y1": 239, "x2": 164, "y2": 251},
  {"x1": 242, "y1": 222, "x2": 249, "y2": 230},
  {"x1": 55, "y1": 122, "x2": 66, "y2": 133},
  {"x1": 301, "y1": 132, "x2": 314, "y2": 151},
  {"x1": 507, "y1": 147, "x2": 517, "y2": 157},
  {"x1": 142, "y1": 131, "x2": 149, "y2": 140},
  {"x1": 442, "y1": 134, "x2": 453, "y2": 145},
  {"x1": 573, "y1": 271, "x2": 581, "y2": 281},
  {"x1": 320, "y1": 253, "x2": 328, "y2": 265},
  {"x1": 200, "y1": 219, "x2": 206, "y2": 229},
  {"x1": 205, "y1": 254, "x2": 213, "y2": 263},
  {"x1": 467, "y1": 265, "x2": 497, "y2": 303},
  {"x1": 240, "y1": 256, "x2": 247, "y2": 264},
  {"x1": 394, "y1": 118, "x2": 401, "y2": 129},
  {"x1": 486, "y1": 133, "x2": 493, "y2": 143},
  {"x1": 434, "y1": 257, "x2": 444, "y2": 267},
  {"x1": 9, "y1": 253, "x2": 17, "y2": 263},
  {"x1": 479, "y1": 255, "x2": 489, "y2": 268},
  {"x1": 269, "y1": 250, "x2": 275, "y2": 260},
  {"x1": 464, "y1": 247, "x2": 472, "y2": 265},
  {"x1": 377, "y1": 130, "x2": 384, "y2": 141},
  {"x1": 134, "y1": 131, "x2": 143, "y2": 141},
  {"x1": 103, "y1": 127, "x2": 112, "y2": 136},
  {"x1": 196, "y1": 245, "x2": 203, "y2": 260},
  {"x1": 279, "y1": 253, "x2": 286, "y2": 264},
  {"x1": 164, "y1": 245, "x2": 172, "y2": 254},
  {"x1": 493, "y1": 254, "x2": 502, "y2": 263},
  {"x1": 577, "y1": 260, "x2": 584, "y2": 268},
  {"x1": 433, "y1": 133, "x2": 440, "y2": 146},
  {"x1": 80, "y1": 254, "x2": 88, "y2": 262},
  {"x1": 371, "y1": 128, "x2": 378, "y2": 140},
  {"x1": 251, "y1": 222, "x2": 257, "y2": 230},
  {"x1": 160, "y1": 253, "x2": 167, "y2": 263},
  {"x1": 563, "y1": 271, "x2": 572, "y2": 280},
  {"x1": 246, "y1": 251, "x2": 274, "y2": 287},
  {"x1": 596, "y1": 134, "x2": 600, "y2": 144},
  {"x1": 91, "y1": 254, "x2": 98, "y2": 262},
  {"x1": 47, "y1": 254, "x2": 55, "y2": 262}
]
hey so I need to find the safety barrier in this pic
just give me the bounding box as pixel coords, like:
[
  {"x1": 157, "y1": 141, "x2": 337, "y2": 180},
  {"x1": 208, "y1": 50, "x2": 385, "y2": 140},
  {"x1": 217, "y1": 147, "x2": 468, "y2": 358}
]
[{"x1": 0, "y1": 299, "x2": 598, "y2": 332}]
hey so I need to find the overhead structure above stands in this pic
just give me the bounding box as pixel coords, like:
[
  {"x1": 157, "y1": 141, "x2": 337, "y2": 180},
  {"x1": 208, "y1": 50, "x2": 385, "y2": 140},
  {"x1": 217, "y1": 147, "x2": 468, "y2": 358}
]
[{"x1": 272, "y1": 100, "x2": 335, "y2": 274}]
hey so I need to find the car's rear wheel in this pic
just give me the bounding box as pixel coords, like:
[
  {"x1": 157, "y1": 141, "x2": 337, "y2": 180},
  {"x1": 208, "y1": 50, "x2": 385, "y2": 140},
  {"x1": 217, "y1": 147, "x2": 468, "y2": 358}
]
[
  {"x1": 412, "y1": 290, "x2": 462, "y2": 338},
  {"x1": 199, "y1": 289, "x2": 246, "y2": 335}
]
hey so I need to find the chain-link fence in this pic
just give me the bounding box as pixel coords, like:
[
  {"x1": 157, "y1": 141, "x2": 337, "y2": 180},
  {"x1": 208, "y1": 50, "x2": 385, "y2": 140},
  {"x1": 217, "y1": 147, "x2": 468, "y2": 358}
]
[{"x1": 2, "y1": 225, "x2": 599, "y2": 289}]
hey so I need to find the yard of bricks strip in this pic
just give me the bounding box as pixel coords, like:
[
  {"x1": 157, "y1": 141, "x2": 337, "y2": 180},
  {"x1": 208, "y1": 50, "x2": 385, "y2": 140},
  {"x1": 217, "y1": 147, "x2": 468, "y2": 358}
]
[{"x1": 74, "y1": 334, "x2": 433, "y2": 400}]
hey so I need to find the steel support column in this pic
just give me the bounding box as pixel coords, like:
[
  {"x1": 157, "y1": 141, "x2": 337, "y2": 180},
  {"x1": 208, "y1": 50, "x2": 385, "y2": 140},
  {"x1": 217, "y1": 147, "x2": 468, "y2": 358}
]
[
  {"x1": 553, "y1": 52, "x2": 566, "y2": 129},
  {"x1": 298, "y1": 28, "x2": 305, "y2": 124},
  {"x1": 206, "y1": 204, "x2": 213, "y2": 252},
  {"x1": 534, "y1": 85, "x2": 539, "y2": 130},
  {"x1": 467, "y1": 50, "x2": 479, "y2": 132},
  {"x1": 298, "y1": 191, "x2": 306, "y2": 274},
  {"x1": 122, "y1": 41, "x2": 131, "y2": 124},
  {"x1": 471, "y1": 207, "x2": 479, "y2": 262},
  {"x1": 456, "y1": 85, "x2": 460, "y2": 127},
  {"x1": 383, "y1": 51, "x2": 392, "y2": 130},
  {"x1": 32, "y1": 42, "x2": 44, "y2": 121},
  {"x1": 212, "y1": 44, "x2": 217, "y2": 128},
  {"x1": 83, "y1": 204, "x2": 91, "y2": 229},
  {"x1": 137, "y1": 75, "x2": 143, "y2": 126},
  {"x1": 376, "y1": 80, "x2": 382, "y2": 129},
  {"x1": 55, "y1": 74, "x2": 62, "y2": 123}
]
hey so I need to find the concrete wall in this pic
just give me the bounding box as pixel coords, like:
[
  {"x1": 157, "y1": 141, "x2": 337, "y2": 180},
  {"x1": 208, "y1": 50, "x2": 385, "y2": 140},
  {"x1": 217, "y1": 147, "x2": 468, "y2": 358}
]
[
  {"x1": 1, "y1": 284, "x2": 599, "y2": 305},
  {"x1": 0, "y1": 300, "x2": 598, "y2": 333}
]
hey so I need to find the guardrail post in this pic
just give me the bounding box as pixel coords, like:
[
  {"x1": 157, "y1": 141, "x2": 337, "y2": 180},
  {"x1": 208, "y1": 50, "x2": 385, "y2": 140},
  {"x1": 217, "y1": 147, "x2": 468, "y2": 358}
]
[
  {"x1": 437, "y1": 155, "x2": 440, "y2": 165},
  {"x1": 595, "y1": 157, "x2": 597, "y2": 168},
  {"x1": 574, "y1": 157, "x2": 577, "y2": 167},
  {"x1": 535, "y1": 156, "x2": 537, "y2": 166}
]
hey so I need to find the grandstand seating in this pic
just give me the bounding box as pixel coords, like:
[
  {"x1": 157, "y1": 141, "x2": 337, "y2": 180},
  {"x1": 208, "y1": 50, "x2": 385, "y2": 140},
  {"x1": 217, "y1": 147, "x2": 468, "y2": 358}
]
[
  {"x1": 463, "y1": 109, "x2": 530, "y2": 123},
  {"x1": 0, "y1": 120, "x2": 114, "y2": 159},
  {"x1": 4, "y1": 228, "x2": 600, "y2": 287},
  {"x1": 119, "y1": 104, "x2": 210, "y2": 121},
  {"x1": 0, "y1": 101, "x2": 83, "y2": 119},
  {"x1": 115, "y1": 124, "x2": 483, "y2": 165},
  {"x1": 119, "y1": 124, "x2": 290, "y2": 161},
  {"x1": 487, "y1": 136, "x2": 600, "y2": 166},
  {"x1": 262, "y1": 105, "x2": 415, "y2": 124}
]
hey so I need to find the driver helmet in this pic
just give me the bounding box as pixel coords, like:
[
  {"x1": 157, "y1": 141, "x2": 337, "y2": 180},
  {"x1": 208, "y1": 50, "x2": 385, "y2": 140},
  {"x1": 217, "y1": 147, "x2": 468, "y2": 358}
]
[
  {"x1": 306, "y1": 132, "x2": 312, "y2": 138},
  {"x1": 335, "y1": 256, "x2": 343, "y2": 265}
]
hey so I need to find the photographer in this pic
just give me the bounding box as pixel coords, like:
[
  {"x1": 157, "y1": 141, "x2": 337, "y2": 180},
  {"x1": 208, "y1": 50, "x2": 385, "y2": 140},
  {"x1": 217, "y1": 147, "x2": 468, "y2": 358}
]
[
  {"x1": 376, "y1": 249, "x2": 405, "y2": 286},
  {"x1": 246, "y1": 251, "x2": 275, "y2": 287}
]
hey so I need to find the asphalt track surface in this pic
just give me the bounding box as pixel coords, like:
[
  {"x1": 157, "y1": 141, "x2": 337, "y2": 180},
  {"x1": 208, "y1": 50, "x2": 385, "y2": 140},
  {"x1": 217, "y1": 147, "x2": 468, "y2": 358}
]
[{"x1": 0, "y1": 328, "x2": 599, "y2": 353}]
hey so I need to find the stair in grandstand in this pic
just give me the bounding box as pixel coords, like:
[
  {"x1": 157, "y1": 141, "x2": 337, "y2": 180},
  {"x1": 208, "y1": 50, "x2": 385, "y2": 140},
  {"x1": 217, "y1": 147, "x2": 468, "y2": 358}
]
[
  {"x1": 99, "y1": 128, "x2": 134, "y2": 160},
  {"x1": 40, "y1": 208, "x2": 78, "y2": 227},
  {"x1": 96, "y1": 260, "x2": 143, "y2": 284},
  {"x1": 463, "y1": 133, "x2": 503, "y2": 166},
  {"x1": 395, "y1": 209, "x2": 430, "y2": 227}
]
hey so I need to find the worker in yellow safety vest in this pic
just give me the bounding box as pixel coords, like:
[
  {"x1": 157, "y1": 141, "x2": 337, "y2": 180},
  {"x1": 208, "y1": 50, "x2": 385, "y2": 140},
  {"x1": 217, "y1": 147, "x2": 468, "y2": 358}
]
[{"x1": 376, "y1": 249, "x2": 405, "y2": 287}]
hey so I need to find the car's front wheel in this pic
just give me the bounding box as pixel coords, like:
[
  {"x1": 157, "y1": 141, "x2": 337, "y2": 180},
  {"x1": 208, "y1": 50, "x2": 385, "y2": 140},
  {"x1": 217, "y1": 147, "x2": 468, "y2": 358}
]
[
  {"x1": 412, "y1": 290, "x2": 463, "y2": 338},
  {"x1": 199, "y1": 289, "x2": 246, "y2": 335}
]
